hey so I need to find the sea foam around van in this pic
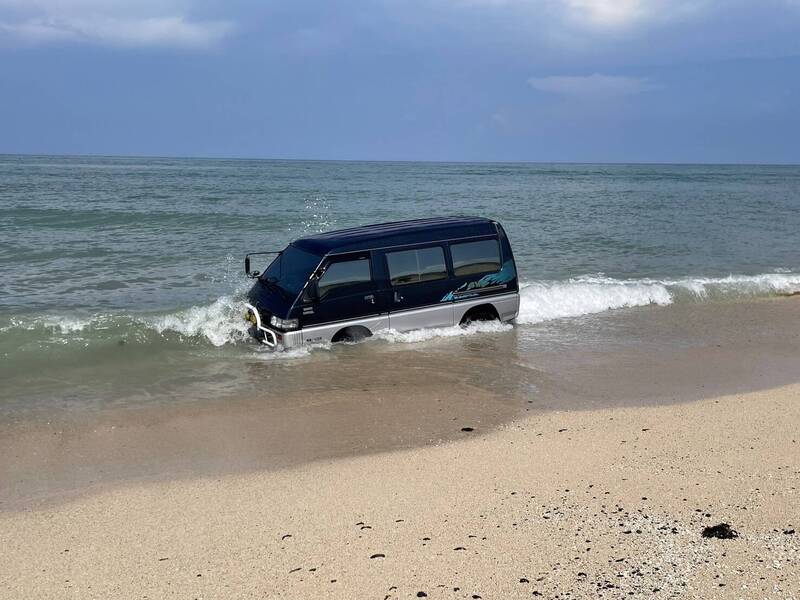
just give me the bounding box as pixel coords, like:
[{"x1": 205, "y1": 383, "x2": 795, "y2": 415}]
[{"x1": 4, "y1": 272, "x2": 797, "y2": 353}]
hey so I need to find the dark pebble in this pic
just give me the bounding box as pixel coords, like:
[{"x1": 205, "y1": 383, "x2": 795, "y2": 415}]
[
  {"x1": 417, "y1": 592, "x2": 428, "y2": 598},
  {"x1": 461, "y1": 427, "x2": 475, "y2": 432},
  {"x1": 519, "y1": 578, "x2": 529, "y2": 583},
  {"x1": 784, "y1": 529, "x2": 795, "y2": 535},
  {"x1": 701, "y1": 523, "x2": 739, "y2": 539}
]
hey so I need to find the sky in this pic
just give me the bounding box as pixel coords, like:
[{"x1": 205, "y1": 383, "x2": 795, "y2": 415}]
[{"x1": 1, "y1": 0, "x2": 799, "y2": 163}]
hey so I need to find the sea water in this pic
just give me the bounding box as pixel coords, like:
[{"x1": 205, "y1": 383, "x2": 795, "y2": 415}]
[{"x1": 2, "y1": 156, "x2": 799, "y2": 417}]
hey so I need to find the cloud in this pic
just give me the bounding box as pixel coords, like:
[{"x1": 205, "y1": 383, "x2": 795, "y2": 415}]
[
  {"x1": 528, "y1": 73, "x2": 660, "y2": 96},
  {"x1": 564, "y1": 0, "x2": 645, "y2": 27},
  {"x1": 0, "y1": 1, "x2": 233, "y2": 49},
  {"x1": 451, "y1": 0, "x2": 710, "y2": 30}
]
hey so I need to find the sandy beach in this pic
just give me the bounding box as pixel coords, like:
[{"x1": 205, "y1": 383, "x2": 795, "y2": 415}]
[
  {"x1": 2, "y1": 382, "x2": 798, "y2": 599},
  {"x1": 3, "y1": 2, "x2": 800, "y2": 596}
]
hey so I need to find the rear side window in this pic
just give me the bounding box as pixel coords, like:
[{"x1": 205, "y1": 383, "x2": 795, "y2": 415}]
[
  {"x1": 386, "y1": 246, "x2": 447, "y2": 286},
  {"x1": 318, "y1": 258, "x2": 371, "y2": 298},
  {"x1": 450, "y1": 239, "x2": 501, "y2": 276}
]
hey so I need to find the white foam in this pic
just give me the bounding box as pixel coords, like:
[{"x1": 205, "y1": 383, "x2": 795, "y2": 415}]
[
  {"x1": 146, "y1": 295, "x2": 250, "y2": 347},
  {"x1": 46, "y1": 317, "x2": 93, "y2": 333},
  {"x1": 667, "y1": 273, "x2": 800, "y2": 298},
  {"x1": 516, "y1": 272, "x2": 800, "y2": 325},
  {"x1": 6, "y1": 272, "x2": 797, "y2": 349},
  {"x1": 517, "y1": 277, "x2": 672, "y2": 325},
  {"x1": 374, "y1": 319, "x2": 513, "y2": 344}
]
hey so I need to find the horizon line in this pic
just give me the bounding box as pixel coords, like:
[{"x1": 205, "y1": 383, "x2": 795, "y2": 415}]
[{"x1": 1, "y1": 152, "x2": 799, "y2": 168}]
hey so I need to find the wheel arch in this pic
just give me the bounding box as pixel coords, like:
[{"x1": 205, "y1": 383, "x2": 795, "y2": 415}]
[
  {"x1": 457, "y1": 303, "x2": 500, "y2": 325},
  {"x1": 331, "y1": 325, "x2": 373, "y2": 344}
]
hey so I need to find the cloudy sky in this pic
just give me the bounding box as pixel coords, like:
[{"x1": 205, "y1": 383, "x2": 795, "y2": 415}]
[{"x1": 1, "y1": 0, "x2": 799, "y2": 162}]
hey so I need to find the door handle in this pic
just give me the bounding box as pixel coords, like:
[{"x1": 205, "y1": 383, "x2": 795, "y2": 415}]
[
  {"x1": 364, "y1": 294, "x2": 375, "y2": 304},
  {"x1": 393, "y1": 291, "x2": 403, "y2": 303}
]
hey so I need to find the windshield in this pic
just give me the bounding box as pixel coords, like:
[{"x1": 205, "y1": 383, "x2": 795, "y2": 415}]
[{"x1": 259, "y1": 245, "x2": 321, "y2": 297}]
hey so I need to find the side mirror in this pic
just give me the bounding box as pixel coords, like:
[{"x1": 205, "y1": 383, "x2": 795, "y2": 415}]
[{"x1": 244, "y1": 256, "x2": 259, "y2": 279}]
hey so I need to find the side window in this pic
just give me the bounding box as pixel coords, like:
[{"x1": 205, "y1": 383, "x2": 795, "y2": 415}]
[
  {"x1": 318, "y1": 258, "x2": 371, "y2": 299},
  {"x1": 450, "y1": 239, "x2": 501, "y2": 276},
  {"x1": 386, "y1": 246, "x2": 447, "y2": 286}
]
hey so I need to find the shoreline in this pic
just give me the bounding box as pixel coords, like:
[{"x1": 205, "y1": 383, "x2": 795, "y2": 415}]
[
  {"x1": 2, "y1": 384, "x2": 798, "y2": 598},
  {"x1": 3, "y1": 297, "x2": 800, "y2": 512}
]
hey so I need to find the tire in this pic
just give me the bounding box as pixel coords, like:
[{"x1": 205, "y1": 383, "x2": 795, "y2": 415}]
[
  {"x1": 459, "y1": 305, "x2": 500, "y2": 327},
  {"x1": 332, "y1": 326, "x2": 372, "y2": 344}
]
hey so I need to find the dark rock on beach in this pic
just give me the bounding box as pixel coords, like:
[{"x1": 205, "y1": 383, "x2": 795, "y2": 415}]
[{"x1": 701, "y1": 523, "x2": 739, "y2": 539}]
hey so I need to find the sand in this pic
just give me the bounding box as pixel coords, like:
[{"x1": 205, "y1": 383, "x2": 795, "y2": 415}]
[{"x1": 2, "y1": 384, "x2": 799, "y2": 599}]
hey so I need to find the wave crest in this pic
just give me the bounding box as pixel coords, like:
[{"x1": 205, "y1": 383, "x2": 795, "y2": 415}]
[
  {"x1": 145, "y1": 295, "x2": 250, "y2": 347},
  {"x1": 3, "y1": 272, "x2": 797, "y2": 351},
  {"x1": 517, "y1": 273, "x2": 800, "y2": 325}
]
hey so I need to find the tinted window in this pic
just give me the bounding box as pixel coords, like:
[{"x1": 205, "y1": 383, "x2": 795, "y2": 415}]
[
  {"x1": 450, "y1": 239, "x2": 501, "y2": 276},
  {"x1": 260, "y1": 245, "x2": 321, "y2": 296},
  {"x1": 318, "y1": 258, "x2": 371, "y2": 298},
  {"x1": 387, "y1": 246, "x2": 447, "y2": 286}
]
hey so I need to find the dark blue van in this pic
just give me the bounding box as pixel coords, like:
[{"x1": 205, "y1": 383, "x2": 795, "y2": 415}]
[{"x1": 243, "y1": 216, "x2": 519, "y2": 348}]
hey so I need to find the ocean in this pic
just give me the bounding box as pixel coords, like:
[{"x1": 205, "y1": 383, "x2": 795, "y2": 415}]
[{"x1": 2, "y1": 155, "x2": 800, "y2": 419}]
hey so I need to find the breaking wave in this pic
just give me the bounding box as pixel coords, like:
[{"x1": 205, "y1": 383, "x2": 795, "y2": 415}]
[
  {"x1": 2, "y1": 272, "x2": 798, "y2": 351},
  {"x1": 145, "y1": 294, "x2": 250, "y2": 347},
  {"x1": 517, "y1": 273, "x2": 800, "y2": 325}
]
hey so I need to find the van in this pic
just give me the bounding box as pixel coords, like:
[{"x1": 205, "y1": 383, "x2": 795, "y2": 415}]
[{"x1": 243, "y1": 216, "x2": 519, "y2": 348}]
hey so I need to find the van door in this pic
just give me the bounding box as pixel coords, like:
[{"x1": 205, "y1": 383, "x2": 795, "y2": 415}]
[
  {"x1": 383, "y1": 245, "x2": 454, "y2": 331},
  {"x1": 301, "y1": 252, "x2": 384, "y2": 329}
]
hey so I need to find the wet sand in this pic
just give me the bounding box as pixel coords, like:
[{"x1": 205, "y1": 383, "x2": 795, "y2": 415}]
[
  {"x1": 2, "y1": 298, "x2": 799, "y2": 509},
  {"x1": 2, "y1": 384, "x2": 798, "y2": 599},
  {"x1": 1, "y1": 298, "x2": 800, "y2": 597}
]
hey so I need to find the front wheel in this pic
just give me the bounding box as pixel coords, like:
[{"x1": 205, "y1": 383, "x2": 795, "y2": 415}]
[{"x1": 331, "y1": 326, "x2": 373, "y2": 344}]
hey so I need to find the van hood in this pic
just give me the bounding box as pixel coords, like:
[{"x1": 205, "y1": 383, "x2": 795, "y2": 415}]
[{"x1": 246, "y1": 280, "x2": 297, "y2": 320}]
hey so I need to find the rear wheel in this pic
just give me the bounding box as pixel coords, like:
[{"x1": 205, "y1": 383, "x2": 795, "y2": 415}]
[{"x1": 459, "y1": 305, "x2": 500, "y2": 327}]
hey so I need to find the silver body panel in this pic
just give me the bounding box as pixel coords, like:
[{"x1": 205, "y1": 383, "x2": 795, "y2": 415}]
[
  {"x1": 259, "y1": 291, "x2": 519, "y2": 349},
  {"x1": 452, "y1": 291, "x2": 519, "y2": 324},
  {"x1": 388, "y1": 302, "x2": 454, "y2": 331},
  {"x1": 301, "y1": 314, "x2": 390, "y2": 346}
]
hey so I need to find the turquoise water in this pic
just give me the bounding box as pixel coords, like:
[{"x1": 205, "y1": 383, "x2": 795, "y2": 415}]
[{"x1": 2, "y1": 155, "x2": 799, "y2": 415}]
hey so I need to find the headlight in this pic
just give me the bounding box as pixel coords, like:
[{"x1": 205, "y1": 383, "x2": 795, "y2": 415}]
[{"x1": 270, "y1": 315, "x2": 299, "y2": 330}]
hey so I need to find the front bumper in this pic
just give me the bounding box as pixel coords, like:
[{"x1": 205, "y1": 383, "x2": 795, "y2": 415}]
[{"x1": 244, "y1": 303, "x2": 302, "y2": 349}]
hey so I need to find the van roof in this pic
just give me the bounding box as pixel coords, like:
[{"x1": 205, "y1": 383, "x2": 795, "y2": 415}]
[{"x1": 292, "y1": 216, "x2": 498, "y2": 255}]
